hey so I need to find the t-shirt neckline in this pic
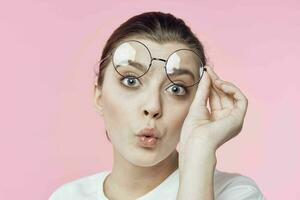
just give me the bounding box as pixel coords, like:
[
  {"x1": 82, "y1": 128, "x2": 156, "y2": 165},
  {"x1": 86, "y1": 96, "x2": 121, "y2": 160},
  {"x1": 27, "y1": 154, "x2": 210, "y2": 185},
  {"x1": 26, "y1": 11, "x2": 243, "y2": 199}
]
[{"x1": 98, "y1": 168, "x2": 179, "y2": 200}]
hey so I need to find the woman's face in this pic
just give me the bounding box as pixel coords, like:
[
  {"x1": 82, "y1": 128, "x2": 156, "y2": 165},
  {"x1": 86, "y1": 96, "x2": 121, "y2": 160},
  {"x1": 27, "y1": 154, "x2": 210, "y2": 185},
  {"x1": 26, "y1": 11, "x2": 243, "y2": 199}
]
[{"x1": 94, "y1": 37, "x2": 200, "y2": 167}]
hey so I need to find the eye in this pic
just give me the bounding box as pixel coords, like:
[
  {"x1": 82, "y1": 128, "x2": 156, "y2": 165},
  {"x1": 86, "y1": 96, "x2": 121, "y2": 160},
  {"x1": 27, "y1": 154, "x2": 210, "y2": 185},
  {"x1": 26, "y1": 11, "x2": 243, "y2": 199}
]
[
  {"x1": 119, "y1": 73, "x2": 141, "y2": 88},
  {"x1": 166, "y1": 84, "x2": 187, "y2": 96}
]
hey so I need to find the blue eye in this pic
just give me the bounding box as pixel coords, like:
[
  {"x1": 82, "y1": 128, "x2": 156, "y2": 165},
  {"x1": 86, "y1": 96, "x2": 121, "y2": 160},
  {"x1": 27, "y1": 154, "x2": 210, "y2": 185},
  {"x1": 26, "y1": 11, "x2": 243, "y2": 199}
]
[
  {"x1": 166, "y1": 84, "x2": 187, "y2": 96},
  {"x1": 120, "y1": 73, "x2": 141, "y2": 88}
]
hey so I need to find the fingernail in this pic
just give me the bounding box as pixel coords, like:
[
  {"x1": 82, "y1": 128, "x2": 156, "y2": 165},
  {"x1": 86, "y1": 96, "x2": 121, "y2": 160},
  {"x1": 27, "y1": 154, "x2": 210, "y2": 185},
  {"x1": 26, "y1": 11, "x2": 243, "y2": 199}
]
[
  {"x1": 206, "y1": 65, "x2": 214, "y2": 70},
  {"x1": 199, "y1": 66, "x2": 206, "y2": 78}
]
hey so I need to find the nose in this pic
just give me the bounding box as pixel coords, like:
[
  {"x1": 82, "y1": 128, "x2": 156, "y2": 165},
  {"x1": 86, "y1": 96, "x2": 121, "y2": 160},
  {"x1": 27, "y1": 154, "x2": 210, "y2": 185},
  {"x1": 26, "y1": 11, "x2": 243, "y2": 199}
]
[
  {"x1": 142, "y1": 59, "x2": 165, "y2": 119},
  {"x1": 144, "y1": 109, "x2": 161, "y2": 119},
  {"x1": 142, "y1": 91, "x2": 162, "y2": 119}
]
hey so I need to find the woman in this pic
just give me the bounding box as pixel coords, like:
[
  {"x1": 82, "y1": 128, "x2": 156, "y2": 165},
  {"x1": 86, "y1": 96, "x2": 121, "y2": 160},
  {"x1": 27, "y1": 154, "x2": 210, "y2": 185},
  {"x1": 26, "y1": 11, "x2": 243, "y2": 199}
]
[{"x1": 49, "y1": 11, "x2": 265, "y2": 200}]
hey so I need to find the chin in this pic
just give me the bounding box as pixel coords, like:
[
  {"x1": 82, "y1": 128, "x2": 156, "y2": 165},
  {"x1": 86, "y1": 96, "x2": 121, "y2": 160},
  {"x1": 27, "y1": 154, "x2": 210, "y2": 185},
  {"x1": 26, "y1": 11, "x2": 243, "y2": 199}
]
[{"x1": 125, "y1": 150, "x2": 164, "y2": 167}]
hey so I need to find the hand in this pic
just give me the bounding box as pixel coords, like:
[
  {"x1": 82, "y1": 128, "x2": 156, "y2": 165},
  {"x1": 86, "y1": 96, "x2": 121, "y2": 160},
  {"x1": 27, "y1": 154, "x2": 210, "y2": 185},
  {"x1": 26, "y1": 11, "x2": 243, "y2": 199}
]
[{"x1": 178, "y1": 65, "x2": 248, "y2": 161}]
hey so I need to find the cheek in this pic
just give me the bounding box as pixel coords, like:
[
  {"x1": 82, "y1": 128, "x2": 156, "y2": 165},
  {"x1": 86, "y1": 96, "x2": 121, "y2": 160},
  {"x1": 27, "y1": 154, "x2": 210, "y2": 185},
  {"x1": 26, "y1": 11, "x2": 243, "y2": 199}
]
[
  {"x1": 101, "y1": 84, "x2": 137, "y2": 136},
  {"x1": 102, "y1": 93, "x2": 123, "y2": 127},
  {"x1": 168, "y1": 109, "x2": 188, "y2": 130}
]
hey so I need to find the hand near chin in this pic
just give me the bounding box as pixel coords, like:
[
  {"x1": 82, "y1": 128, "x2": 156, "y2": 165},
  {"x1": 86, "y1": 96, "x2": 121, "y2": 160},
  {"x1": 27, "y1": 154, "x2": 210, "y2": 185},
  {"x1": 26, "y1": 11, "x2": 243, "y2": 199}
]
[{"x1": 178, "y1": 65, "x2": 248, "y2": 164}]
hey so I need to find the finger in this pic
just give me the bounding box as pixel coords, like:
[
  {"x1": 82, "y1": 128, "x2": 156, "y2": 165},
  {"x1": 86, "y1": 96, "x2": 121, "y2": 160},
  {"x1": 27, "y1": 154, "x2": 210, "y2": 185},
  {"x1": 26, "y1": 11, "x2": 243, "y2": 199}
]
[
  {"x1": 205, "y1": 65, "x2": 227, "y2": 97},
  {"x1": 188, "y1": 68, "x2": 211, "y2": 120},
  {"x1": 206, "y1": 65, "x2": 233, "y2": 109},
  {"x1": 209, "y1": 86, "x2": 222, "y2": 112},
  {"x1": 191, "y1": 67, "x2": 211, "y2": 107},
  {"x1": 214, "y1": 79, "x2": 248, "y2": 117},
  {"x1": 214, "y1": 79, "x2": 235, "y2": 109}
]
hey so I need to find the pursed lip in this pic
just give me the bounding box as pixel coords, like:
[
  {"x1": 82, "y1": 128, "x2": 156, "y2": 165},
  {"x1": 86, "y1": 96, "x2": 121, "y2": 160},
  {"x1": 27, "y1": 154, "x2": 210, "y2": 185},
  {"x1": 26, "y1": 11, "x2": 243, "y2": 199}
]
[{"x1": 136, "y1": 127, "x2": 161, "y2": 139}]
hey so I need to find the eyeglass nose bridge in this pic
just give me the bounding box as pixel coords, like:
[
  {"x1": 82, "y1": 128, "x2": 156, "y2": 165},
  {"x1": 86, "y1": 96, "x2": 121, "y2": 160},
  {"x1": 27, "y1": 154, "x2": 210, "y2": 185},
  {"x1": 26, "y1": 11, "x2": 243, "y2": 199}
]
[
  {"x1": 147, "y1": 57, "x2": 170, "y2": 79},
  {"x1": 150, "y1": 57, "x2": 167, "y2": 66},
  {"x1": 149, "y1": 57, "x2": 168, "y2": 71}
]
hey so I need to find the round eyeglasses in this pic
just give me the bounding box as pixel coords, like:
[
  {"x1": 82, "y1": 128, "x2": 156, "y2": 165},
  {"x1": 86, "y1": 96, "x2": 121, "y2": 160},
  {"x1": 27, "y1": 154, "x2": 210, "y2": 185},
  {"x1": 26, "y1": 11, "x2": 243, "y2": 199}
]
[{"x1": 99, "y1": 40, "x2": 206, "y2": 87}]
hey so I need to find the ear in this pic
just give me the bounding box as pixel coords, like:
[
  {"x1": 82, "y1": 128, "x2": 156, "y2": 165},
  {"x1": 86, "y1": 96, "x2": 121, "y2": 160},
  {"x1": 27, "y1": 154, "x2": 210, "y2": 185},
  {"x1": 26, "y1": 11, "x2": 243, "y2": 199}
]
[{"x1": 94, "y1": 82, "x2": 104, "y2": 116}]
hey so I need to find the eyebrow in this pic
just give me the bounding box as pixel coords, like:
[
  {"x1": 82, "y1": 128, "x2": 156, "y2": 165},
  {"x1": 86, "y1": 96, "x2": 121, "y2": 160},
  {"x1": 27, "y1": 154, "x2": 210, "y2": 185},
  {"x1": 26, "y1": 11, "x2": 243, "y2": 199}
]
[
  {"x1": 168, "y1": 68, "x2": 195, "y2": 81},
  {"x1": 128, "y1": 60, "x2": 195, "y2": 81},
  {"x1": 128, "y1": 60, "x2": 148, "y2": 71}
]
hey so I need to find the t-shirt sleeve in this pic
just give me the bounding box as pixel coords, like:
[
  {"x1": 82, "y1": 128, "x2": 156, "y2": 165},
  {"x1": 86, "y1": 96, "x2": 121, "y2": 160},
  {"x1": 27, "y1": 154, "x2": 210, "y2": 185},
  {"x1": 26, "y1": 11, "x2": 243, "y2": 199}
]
[
  {"x1": 48, "y1": 188, "x2": 60, "y2": 200},
  {"x1": 216, "y1": 175, "x2": 265, "y2": 200},
  {"x1": 48, "y1": 184, "x2": 71, "y2": 200},
  {"x1": 48, "y1": 187, "x2": 63, "y2": 200},
  {"x1": 217, "y1": 184, "x2": 265, "y2": 200}
]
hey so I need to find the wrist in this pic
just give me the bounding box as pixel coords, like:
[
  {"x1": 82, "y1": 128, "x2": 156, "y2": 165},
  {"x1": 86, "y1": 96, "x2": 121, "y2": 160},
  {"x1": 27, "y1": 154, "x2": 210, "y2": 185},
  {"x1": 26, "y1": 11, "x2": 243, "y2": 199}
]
[
  {"x1": 180, "y1": 138, "x2": 217, "y2": 162},
  {"x1": 177, "y1": 152, "x2": 216, "y2": 200}
]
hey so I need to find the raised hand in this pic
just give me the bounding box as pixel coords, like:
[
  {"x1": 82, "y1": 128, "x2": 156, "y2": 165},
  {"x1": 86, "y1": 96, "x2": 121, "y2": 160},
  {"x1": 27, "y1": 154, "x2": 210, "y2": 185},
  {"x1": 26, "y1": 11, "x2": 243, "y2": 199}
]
[{"x1": 178, "y1": 65, "x2": 248, "y2": 162}]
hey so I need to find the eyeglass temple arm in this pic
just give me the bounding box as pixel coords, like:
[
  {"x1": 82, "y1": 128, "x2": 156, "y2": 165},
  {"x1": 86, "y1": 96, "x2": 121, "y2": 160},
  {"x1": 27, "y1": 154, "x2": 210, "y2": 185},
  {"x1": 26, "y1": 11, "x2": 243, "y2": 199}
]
[
  {"x1": 95, "y1": 53, "x2": 113, "y2": 86},
  {"x1": 99, "y1": 51, "x2": 114, "y2": 64}
]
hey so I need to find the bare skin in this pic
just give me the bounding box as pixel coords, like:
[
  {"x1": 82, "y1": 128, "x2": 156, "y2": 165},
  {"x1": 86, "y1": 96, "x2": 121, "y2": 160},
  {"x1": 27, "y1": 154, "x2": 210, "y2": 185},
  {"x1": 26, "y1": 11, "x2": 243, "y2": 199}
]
[
  {"x1": 94, "y1": 38, "x2": 248, "y2": 200},
  {"x1": 177, "y1": 65, "x2": 248, "y2": 200}
]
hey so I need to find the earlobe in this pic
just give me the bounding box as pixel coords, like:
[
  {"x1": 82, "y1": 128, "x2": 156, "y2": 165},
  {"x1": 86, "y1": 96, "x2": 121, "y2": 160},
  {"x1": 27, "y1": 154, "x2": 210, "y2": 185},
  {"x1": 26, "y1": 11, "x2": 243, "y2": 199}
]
[{"x1": 94, "y1": 83, "x2": 103, "y2": 116}]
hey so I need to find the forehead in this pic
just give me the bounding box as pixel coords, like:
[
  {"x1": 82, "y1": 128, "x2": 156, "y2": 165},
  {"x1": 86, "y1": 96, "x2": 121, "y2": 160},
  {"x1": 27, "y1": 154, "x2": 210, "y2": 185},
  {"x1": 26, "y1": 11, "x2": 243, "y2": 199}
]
[{"x1": 122, "y1": 37, "x2": 191, "y2": 59}]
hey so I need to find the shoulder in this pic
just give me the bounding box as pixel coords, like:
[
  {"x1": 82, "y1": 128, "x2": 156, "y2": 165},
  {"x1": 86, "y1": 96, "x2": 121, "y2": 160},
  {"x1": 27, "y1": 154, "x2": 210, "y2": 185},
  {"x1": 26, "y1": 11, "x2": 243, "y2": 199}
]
[
  {"x1": 48, "y1": 170, "x2": 110, "y2": 200},
  {"x1": 214, "y1": 169, "x2": 265, "y2": 200}
]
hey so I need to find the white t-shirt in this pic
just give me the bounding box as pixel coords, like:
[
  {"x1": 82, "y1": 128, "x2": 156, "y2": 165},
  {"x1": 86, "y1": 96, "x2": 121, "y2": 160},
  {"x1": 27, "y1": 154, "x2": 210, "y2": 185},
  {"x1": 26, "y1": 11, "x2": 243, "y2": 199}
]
[{"x1": 49, "y1": 168, "x2": 265, "y2": 200}]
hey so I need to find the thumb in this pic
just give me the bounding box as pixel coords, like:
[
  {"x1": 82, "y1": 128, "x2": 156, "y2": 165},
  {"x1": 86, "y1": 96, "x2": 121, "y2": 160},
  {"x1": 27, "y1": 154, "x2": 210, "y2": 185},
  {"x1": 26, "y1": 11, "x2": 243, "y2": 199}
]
[{"x1": 189, "y1": 66, "x2": 211, "y2": 109}]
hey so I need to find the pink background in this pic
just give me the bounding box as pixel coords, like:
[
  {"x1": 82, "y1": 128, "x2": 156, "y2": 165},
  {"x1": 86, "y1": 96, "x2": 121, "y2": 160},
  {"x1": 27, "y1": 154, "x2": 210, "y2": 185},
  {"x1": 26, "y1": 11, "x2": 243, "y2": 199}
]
[{"x1": 1, "y1": 0, "x2": 299, "y2": 199}]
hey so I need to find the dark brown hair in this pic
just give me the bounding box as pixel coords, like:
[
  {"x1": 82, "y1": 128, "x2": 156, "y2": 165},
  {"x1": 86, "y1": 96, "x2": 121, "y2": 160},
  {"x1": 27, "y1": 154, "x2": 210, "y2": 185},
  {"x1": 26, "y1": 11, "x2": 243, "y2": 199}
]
[{"x1": 94, "y1": 11, "x2": 208, "y2": 142}]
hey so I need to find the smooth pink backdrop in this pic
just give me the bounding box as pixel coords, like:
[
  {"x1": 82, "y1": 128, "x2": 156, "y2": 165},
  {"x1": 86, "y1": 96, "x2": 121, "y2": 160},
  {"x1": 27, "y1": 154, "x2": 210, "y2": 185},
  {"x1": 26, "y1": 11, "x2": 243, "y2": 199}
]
[{"x1": 1, "y1": 0, "x2": 299, "y2": 199}]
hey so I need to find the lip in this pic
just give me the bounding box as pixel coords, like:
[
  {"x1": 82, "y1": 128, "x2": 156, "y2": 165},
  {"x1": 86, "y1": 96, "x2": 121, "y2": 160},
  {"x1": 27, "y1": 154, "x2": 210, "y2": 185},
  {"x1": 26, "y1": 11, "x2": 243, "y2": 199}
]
[{"x1": 136, "y1": 127, "x2": 161, "y2": 139}]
